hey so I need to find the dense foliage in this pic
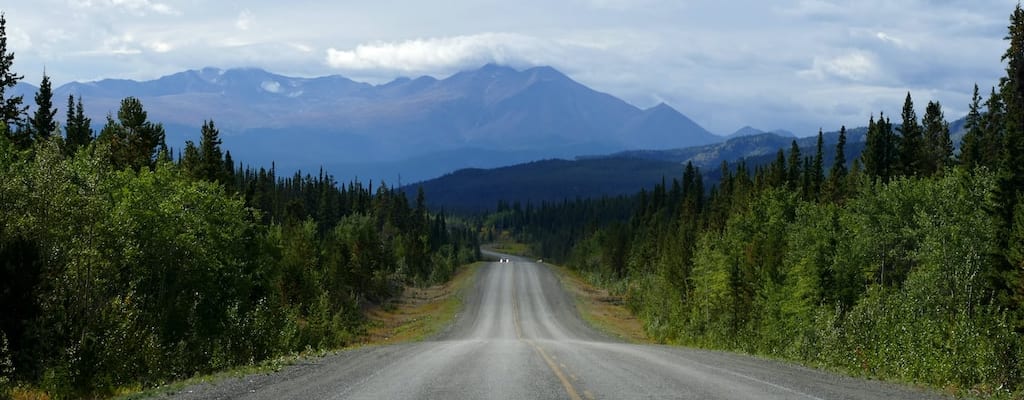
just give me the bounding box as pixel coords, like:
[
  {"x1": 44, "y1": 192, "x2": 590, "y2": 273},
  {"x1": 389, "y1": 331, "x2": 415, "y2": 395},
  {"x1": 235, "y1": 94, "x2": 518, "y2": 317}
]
[
  {"x1": 492, "y1": 5, "x2": 1024, "y2": 394},
  {"x1": 0, "y1": 17, "x2": 478, "y2": 398}
]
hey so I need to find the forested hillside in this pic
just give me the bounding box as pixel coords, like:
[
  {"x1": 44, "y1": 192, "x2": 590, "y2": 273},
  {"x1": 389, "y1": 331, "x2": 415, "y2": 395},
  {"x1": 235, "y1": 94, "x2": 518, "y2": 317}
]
[
  {"x1": 489, "y1": 5, "x2": 1024, "y2": 395},
  {"x1": 0, "y1": 15, "x2": 478, "y2": 397}
]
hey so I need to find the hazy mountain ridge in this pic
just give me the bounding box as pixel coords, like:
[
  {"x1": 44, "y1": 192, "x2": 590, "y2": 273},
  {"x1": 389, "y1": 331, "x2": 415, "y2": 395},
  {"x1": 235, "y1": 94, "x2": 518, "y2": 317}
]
[
  {"x1": 13, "y1": 64, "x2": 721, "y2": 181},
  {"x1": 410, "y1": 118, "x2": 966, "y2": 211}
]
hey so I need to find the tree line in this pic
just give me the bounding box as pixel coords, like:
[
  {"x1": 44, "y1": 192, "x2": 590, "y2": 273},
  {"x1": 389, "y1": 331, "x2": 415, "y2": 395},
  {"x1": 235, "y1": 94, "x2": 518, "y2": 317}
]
[
  {"x1": 490, "y1": 5, "x2": 1024, "y2": 395},
  {"x1": 0, "y1": 13, "x2": 478, "y2": 398}
]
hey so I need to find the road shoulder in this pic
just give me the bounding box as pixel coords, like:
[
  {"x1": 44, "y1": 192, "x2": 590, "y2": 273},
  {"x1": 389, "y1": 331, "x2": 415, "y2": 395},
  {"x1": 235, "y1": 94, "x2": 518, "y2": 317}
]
[{"x1": 543, "y1": 262, "x2": 651, "y2": 344}]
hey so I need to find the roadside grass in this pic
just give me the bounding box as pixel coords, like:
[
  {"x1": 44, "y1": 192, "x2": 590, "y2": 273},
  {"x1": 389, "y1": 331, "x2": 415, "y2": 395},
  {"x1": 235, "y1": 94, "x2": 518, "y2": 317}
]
[
  {"x1": 546, "y1": 262, "x2": 650, "y2": 344},
  {"x1": 487, "y1": 241, "x2": 532, "y2": 257},
  {"x1": 102, "y1": 261, "x2": 484, "y2": 400},
  {"x1": 360, "y1": 261, "x2": 484, "y2": 344}
]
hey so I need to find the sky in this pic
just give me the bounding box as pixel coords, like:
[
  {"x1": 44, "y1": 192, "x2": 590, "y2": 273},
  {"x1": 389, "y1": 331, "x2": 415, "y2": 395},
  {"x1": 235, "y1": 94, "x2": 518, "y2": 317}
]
[{"x1": 1, "y1": 0, "x2": 1015, "y2": 136}]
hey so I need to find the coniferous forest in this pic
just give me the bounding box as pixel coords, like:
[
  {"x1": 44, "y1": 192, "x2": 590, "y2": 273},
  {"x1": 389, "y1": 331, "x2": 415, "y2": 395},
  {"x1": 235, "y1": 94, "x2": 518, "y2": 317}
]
[
  {"x1": 0, "y1": 14, "x2": 479, "y2": 397},
  {"x1": 490, "y1": 5, "x2": 1024, "y2": 394}
]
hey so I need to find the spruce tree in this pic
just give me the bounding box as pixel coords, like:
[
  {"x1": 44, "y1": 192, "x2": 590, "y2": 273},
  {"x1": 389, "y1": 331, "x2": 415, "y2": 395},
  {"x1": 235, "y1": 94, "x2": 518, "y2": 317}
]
[
  {"x1": 960, "y1": 84, "x2": 985, "y2": 169},
  {"x1": 64, "y1": 95, "x2": 92, "y2": 154},
  {"x1": 98, "y1": 97, "x2": 166, "y2": 170},
  {"x1": 862, "y1": 114, "x2": 897, "y2": 183},
  {"x1": 0, "y1": 13, "x2": 25, "y2": 128},
  {"x1": 770, "y1": 149, "x2": 787, "y2": 188},
  {"x1": 921, "y1": 101, "x2": 952, "y2": 174},
  {"x1": 898, "y1": 92, "x2": 922, "y2": 176},
  {"x1": 993, "y1": 4, "x2": 1024, "y2": 326},
  {"x1": 813, "y1": 129, "x2": 825, "y2": 197},
  {"x1": 826, "y1": 126, "x2": 848, "y2": 201},
  {"x1": 1000, "y1": 4, "x2": 1024, "y2": 205},
  {"x1": 787, "y1": 140, "x2": 801, "y2": 191},
  {"x1": 29, "y1": 73, "x2": 57, "y2": 142},
  {"x1": 983, "y1": 88, "x2": 1006, "y2": 167},
  {"x1": 199, "y1": 120, "x2": 224, "y2": 183}
]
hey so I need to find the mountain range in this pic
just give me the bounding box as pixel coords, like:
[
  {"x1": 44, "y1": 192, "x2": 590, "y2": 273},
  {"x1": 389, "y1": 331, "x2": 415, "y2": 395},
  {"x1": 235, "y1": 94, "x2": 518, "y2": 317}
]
[
  {"x1": 408, "y1": 118, "x2": 967, "y2": 212},
  {"x1": 14, "y1": 64, "x2": 722, "y2": 182}
]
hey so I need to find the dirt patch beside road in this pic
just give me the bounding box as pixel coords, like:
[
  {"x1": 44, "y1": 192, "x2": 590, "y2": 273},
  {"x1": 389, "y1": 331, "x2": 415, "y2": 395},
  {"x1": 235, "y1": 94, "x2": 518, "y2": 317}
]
[{"x1": 361, "y1": 262, "x2": 484, "y2": 345}]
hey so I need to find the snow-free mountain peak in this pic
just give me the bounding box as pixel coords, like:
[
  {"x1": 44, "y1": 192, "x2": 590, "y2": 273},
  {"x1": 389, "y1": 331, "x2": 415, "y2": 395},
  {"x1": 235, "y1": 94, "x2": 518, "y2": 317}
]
[{"x1": 15, "y1": 64, "x2": 725, "y2": 181}]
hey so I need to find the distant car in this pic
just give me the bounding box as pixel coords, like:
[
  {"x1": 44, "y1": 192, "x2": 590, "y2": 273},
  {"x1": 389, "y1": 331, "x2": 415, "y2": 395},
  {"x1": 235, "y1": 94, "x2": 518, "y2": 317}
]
[{"x1": 537, "y1": 259, "x2": 543, "y2": 263}]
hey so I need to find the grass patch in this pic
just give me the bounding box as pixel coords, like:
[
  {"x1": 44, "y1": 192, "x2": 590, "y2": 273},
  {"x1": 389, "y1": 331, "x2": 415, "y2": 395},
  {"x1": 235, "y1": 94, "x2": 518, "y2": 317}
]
[
  {"x1": 546, "y1": 262, "x2": 650, "y2": 344},
  {"x1": 361, "y1": 262, "x2": 484, "y2": 344},
  {"x1": 487, "y1": 242, "x2": 533, "y2": 257}
]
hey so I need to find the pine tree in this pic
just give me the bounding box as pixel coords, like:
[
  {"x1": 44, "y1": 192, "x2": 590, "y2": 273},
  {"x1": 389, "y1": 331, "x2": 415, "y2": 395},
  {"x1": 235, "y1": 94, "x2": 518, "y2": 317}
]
[
  {"x1": 770, "y1": 149, "x2": 787, "y2": 188},
  {"x1": 0, "y1": 13, "x2": 25, "y2": 129},
  {"x1": 993, "y1": 4, "x2": 1024, "y2": 327},
  {"x1": 983, "y1": 88, "x2": 1006, "y2": 167},
  {"x1": 1000, "y1": 4, "x2": 1024, "y2": 204},
  {"x1": 801, "y1": 156, "x2": 812, "y2": 200},
  {"x1": 180, "y1": 140, "x2": 201, "y2": 178},
  {"x1": 787, "y1": 140, "x2": 801, "y2": 191},
  {"x1": 64, "y1": 95, "x2": 92, "y2": 154},
  {"x1": 29, "y1": 73, "x2": 57, "y2": 142},
  {"x1": 825, "y1": 126, "x2": 848, "y2": 201},
  {"x1": 960, "y1": 84, "x2": 985, "y2": 169},
  {"x1": 199, "y1": 120, "x2": 225, "y2": 183},
  {"x1": 813, "y1": 129, "x2": 825, "y2": 198},
  {"x1": 921, "y1": 101, "x2": 953, "y2": 174},
  {"x1": 862, "y1": 113, "x2": 897, "y2": 183},
  {"x1": 98, "y1": 97, "x2": 166, "y2": 170},
  {"x1": 898, "y1": 92, "x2": 922, "y2": 176}
]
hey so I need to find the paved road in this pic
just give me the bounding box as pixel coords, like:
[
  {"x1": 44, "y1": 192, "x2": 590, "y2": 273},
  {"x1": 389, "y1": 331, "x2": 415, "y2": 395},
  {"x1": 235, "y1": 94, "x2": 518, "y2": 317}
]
[{"x1": 166, "y1": 254, "x2": 945, "y2": 399}]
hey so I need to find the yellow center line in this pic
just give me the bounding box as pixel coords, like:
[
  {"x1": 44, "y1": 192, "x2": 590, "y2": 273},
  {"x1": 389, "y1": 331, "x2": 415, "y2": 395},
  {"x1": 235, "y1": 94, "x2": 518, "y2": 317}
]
[
  {"x1": 511, "y1": 262, "x2": 583, "y2": 400},
  {"x1": 530, "y1": 340, "x2": 583, "y2": 400}
]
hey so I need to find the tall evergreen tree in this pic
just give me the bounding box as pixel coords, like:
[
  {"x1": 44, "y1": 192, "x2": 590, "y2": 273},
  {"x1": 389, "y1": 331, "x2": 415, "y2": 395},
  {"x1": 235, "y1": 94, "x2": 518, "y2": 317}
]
[
  {"x1": 960, "y1": 84, "x2": 985, "y2": 169},
  {"x1": 29, "y1": 73, "x2": 57, "y2": 142},
  {"x1": 787, "y1": 140, "x2": 801, "y2": 191},
  {"x1": 921, "y1": 101, "x2": 953, "y2": 175},
  {"x1": 1000, "y1": 4, "x2": 1024, "y2": 208},
  {"x1": 826, "y1": 126, "x2": 848, "y2": 201},
  {"x1": 199, "y1": 120, "x2": 225, "y2": 183},
  {"x1": 898, "y1": 92, "x2": 922, "y2": 176},
  {"x1": 180, "y1": 140, "x2": 201, "y2": 178},
  {"x1": 0, "y1": 13, "x2": 25, "y2": 128},
  {"x1": 98, "y1": 97, "x2": 166, "y2": 170},
  {"x1": 769, "y1": 149, "x2": 787, "y2": 188},
  {"x1": 983, "y1": 88, "x2": 1006, "y2": 166},
  {"x1": 64, "y1": 95, "x2": 92, "y2": 154},
  {"x1": 993, "y1": 4, "x2": 1024, "y2": 327},
  {"x1": 813, "y1": 129, "x2": 825, "y2": 197},
  {"x1": 863, "y1": 113, "x2": 897, "y2": 183}
]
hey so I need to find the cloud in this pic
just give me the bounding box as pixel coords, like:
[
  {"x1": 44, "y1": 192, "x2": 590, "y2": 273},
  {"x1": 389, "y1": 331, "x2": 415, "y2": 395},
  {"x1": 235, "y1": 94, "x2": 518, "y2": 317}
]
[
  {"x1": 146, "y1": 40, "x2": 173, "y2": 53},
  {"x1": 261, "y1": 80, "x2": 282, "y2": 93},
  {"x1": 236, "y1": 10, "x2": 253, "y2": 31},
  {"x1": 802, "y1": 50, "x2": 879, "y2": 82},
  {"x1": 8, "y1": 27, "x2": 32, "y2": 52},
  {"x1": 325, "y1": 33, "x2": 559, "y2": 73},
  {"x1": 72, "y1": 0, "x2": 179, "y2": 16}
]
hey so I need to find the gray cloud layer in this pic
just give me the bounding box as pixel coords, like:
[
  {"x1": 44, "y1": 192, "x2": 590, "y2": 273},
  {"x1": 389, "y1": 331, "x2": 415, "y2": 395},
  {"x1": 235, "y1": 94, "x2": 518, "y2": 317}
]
[{"x1": 2, "y1": 0, "x2": 1013, "y2": 135}]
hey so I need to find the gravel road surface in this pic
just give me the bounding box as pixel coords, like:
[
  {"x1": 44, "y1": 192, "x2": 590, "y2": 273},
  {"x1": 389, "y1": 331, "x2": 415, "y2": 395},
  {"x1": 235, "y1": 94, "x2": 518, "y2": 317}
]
[{"x1": 161, "y1": 253, "x2": 945, "y2": 399}]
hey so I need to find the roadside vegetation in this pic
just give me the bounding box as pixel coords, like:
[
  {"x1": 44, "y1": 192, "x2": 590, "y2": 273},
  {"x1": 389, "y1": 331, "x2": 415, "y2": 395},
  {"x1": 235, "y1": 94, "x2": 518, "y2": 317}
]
[
  {"x1": 488, "y1": 5, "x2": 1024, "y2": 397},
  {"x1": 0, "y1": 13, "x2": 479, "y2": 398}
]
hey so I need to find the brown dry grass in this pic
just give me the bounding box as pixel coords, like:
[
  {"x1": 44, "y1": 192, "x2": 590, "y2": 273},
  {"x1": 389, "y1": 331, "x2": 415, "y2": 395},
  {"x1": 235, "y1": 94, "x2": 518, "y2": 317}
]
[
  {"x1": 548, "y1": 263, "x2": 650, "y2": 344},
  {"x1": 10, "y1": 387, "x2": 51, "y2": 400},
  {"x1": 360, "y1": 262, "x2": 484, "y2": 345}
]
